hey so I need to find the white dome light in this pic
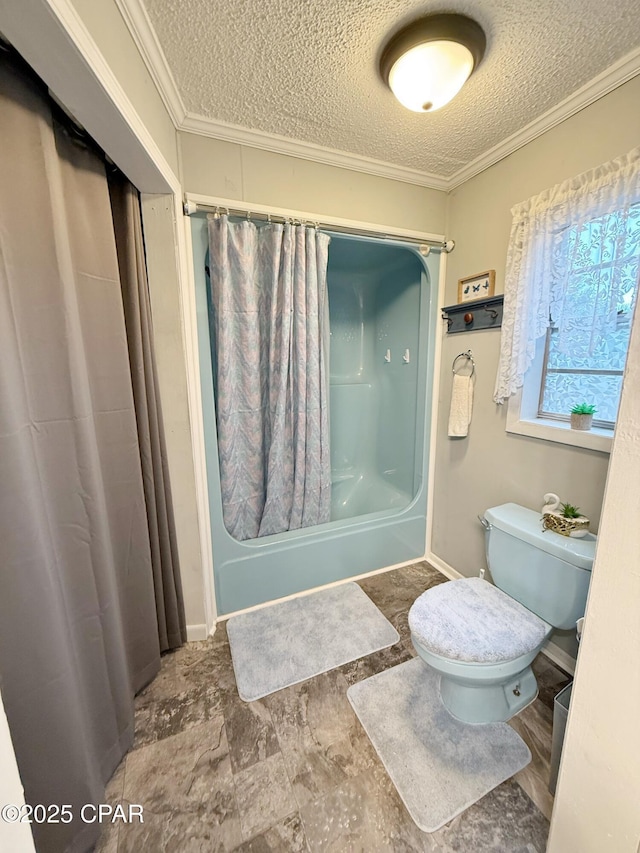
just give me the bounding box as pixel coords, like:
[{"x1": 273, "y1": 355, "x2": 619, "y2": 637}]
[
  {"x1": 380, "y1": 15, "x2": 486, "y2": 113},
  {"x1": 388, "y1": 41, "x2": 475, "y2": 112}
]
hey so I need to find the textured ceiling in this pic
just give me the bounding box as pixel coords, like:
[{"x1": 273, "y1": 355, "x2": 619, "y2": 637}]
[{"x1": 141, "y1": 0, "x2": 640, "y2": 178}]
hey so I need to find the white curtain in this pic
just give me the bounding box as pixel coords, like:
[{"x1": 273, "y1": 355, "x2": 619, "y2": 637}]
[
  {"x1": 494, "y1": 146, "x2": 640, "y2": 404},
  {"x1": 207, "y1": 215, "x2": 332, "y2": 540}
]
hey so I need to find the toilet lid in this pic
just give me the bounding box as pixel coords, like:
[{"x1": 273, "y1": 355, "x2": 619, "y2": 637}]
[{"x1": 408, "y1": 577, "x2": 550, "y2": 664}]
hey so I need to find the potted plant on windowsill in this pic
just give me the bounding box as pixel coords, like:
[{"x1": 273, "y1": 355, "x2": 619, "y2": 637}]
[
  {"x1": 570, "y1": 403, "x2": 596, "y2": 430},
  {"x1": 542, "y1": 495, "x2": 590, "y2": 538}
]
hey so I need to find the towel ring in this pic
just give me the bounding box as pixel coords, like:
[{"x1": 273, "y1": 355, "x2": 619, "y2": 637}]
[{"x1": 452, "y1": 350, "x2": 475, "y2": 377}]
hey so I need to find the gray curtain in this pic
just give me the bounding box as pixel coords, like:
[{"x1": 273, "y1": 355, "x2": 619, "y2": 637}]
[
  {"x1": 109, "y1": 175, "x2": 187, "y2": 652},
  {"x1": 0, "y1": 56, "x2": 160, "y2": 853},
  {"x1": 208, "y1": 215, "x2": 332, "y2": 540}
]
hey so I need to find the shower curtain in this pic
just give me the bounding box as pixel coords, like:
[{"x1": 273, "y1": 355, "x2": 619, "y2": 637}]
[{"x1": 207, "y1": 215, "x2": 332, "y2": 540}]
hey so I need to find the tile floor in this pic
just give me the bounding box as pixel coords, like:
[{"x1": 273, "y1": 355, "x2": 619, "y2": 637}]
[{"x1": 95, "y1": 562, "x2": 571, "y2": 852}]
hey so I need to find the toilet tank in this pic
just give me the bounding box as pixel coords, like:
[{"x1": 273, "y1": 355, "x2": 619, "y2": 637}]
[{"x1": 483, "y1": 503, "x2": 596, "y2": 630}]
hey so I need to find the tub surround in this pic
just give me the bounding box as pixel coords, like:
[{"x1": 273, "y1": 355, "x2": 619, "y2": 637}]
[{"x1": 191, "y1": 217, "x2": 441, "y2": 614}]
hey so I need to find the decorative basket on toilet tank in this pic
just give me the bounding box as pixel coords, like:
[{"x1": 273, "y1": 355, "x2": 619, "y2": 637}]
[{"x1": 541, "y1": 493, "x2": 589, "y2": 538}]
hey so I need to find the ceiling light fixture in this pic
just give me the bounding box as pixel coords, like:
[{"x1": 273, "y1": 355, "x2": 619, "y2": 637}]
[{"x1": 380, "y1": 13, "x2": 486, "y2": 113}]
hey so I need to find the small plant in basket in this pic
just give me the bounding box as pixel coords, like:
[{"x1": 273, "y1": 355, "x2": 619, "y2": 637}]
[
  {"x1": 570, "y1": 403, "x2": 596, "y2": 431},
  {"x1": 559, "y1": 502, "x2": 582, "y2": 519},
  {"x1": 542, "y1": 497, "x2": 590, "y2": 538}
]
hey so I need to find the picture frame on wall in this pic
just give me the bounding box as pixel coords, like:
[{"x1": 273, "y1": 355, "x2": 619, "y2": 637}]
[{"x1": 457, "y1": 270, "x2": 496, "y2": 303}]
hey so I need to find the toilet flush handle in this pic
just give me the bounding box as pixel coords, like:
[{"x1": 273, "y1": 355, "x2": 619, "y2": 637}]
[{"x1": 478, "y1": 515, "x2": 491, "y2": 530}]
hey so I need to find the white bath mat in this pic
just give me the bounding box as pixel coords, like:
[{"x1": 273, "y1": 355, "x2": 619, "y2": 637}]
[
  {"x1": 347, "y1": 657, "x2": 531, "y2": 833},
  {"x1": 226, "y1": 582, "x2": 399, "y2": 702}
]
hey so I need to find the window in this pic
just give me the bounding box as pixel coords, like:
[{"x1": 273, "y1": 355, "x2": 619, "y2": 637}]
[
  {"x1": 496, "y1": 147, "x2": 640, "y2": 451},
  {"x1": 538, "y1": 204, "x2": 640, "y2": 429}
]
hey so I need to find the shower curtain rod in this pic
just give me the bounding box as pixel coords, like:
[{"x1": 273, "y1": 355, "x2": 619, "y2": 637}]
[{"x1": 184, "y1": 200, "x2": 454, "y2": 253}]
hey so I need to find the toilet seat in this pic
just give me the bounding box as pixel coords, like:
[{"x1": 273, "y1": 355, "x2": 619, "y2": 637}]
[{"x1": 409, "y1": 577, "x2": 549, "y2": 665}]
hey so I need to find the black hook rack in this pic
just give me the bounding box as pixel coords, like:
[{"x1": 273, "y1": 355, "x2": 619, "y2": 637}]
[{"x1": 441, "y1": 294, "x2": 504, "y2": 334}]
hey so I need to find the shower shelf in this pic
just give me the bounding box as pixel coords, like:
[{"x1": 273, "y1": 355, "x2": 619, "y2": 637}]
[{"x1": 441, "y1": 295, "x2": 504, "y2": 334}]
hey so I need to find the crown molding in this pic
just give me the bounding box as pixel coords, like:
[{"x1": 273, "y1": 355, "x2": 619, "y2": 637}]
[
  {"x1": 447, "y1": 45, "x2": 640, "y2": 190},
  {"x1": 115, "y1": 0, "x2": 446, "y2": 189},
  {"x1": 116, "y1": 0, "x2": 640, "y2": 193},
  {"x1": 113, "y1": 0, "x2": 186, "y2": 126},
  {"x1": 179, "y1": 112, "x2": 449, "y2": 190}
]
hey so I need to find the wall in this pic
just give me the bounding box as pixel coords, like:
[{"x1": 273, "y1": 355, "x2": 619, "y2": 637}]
[
  {"x1": 178, "y1": 132, "x2": 447, "y2": 234},
  {"x1": 68, "y1": 0, "x2": 179, "y2": 177},
  {"x1": 431, "y1": 75, "x2": 640, "y2": 659},
  {"x1": 548, "y1": 281, "x2": 640, "y2": 852},
  {"x1": 140, "y1": 195, "x2": 207, "y2": 632}
]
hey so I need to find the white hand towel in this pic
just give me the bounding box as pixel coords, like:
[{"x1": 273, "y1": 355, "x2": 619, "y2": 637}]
[{"x1": 448, "y1": 373, "x2": 474, "y2": 437}]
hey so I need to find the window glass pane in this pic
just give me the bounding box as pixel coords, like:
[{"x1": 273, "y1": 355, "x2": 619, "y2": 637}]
[
  {"x1": 541, "y1": 202, "x2": 640, "y2": 425},
  {"x1": 541, "y1": 372, "x2": 623, "y2": 423},
  {"x1": 546, "y1": 322, "x2": 631, "y2": 373}
]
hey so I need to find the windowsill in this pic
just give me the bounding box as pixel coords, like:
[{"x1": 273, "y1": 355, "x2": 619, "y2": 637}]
[
  {"x1": 505, "y1": 338, "x2": 614, "y2": 453},
  {"x1": 506, "y1": 415, "x2": 613, "y2": 453}
]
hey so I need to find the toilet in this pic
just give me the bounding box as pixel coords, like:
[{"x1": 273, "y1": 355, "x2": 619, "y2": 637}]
[{"x1": 409, "y1": 502, "x2": 595, "y2": 724}]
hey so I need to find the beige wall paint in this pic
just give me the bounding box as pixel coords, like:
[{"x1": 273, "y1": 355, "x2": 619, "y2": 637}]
[
  {"x1": 548, "y1": 288, "x2": 640, "y2": 852},
  {"x1": 178, "y1": 132, "x2": 448, "y2": 234},
  {"x1": 68, "y1": 0, "x2": 179, "y2": 177},
  {"x1": 432, "y1": 75, "x2": 640, "y2": 658},
  {"x1": 140, "y1": 195, "x2": 207, "y2": 630}
]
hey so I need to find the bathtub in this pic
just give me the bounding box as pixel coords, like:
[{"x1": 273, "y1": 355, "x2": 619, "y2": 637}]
[{"x1": 190, "y1": 217, "x2": 441, "y2": 615}]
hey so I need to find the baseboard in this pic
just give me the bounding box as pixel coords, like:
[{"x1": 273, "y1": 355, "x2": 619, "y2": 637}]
[
  {"x1": 541, "y1": 640, "x2": 576, "y2": 676},
  {"x1": 186, "y1": 623, "x2": 210, "y2": 642},
  {"x1": 424, "y1": 551, "x2": 464, "y2": 581}
]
